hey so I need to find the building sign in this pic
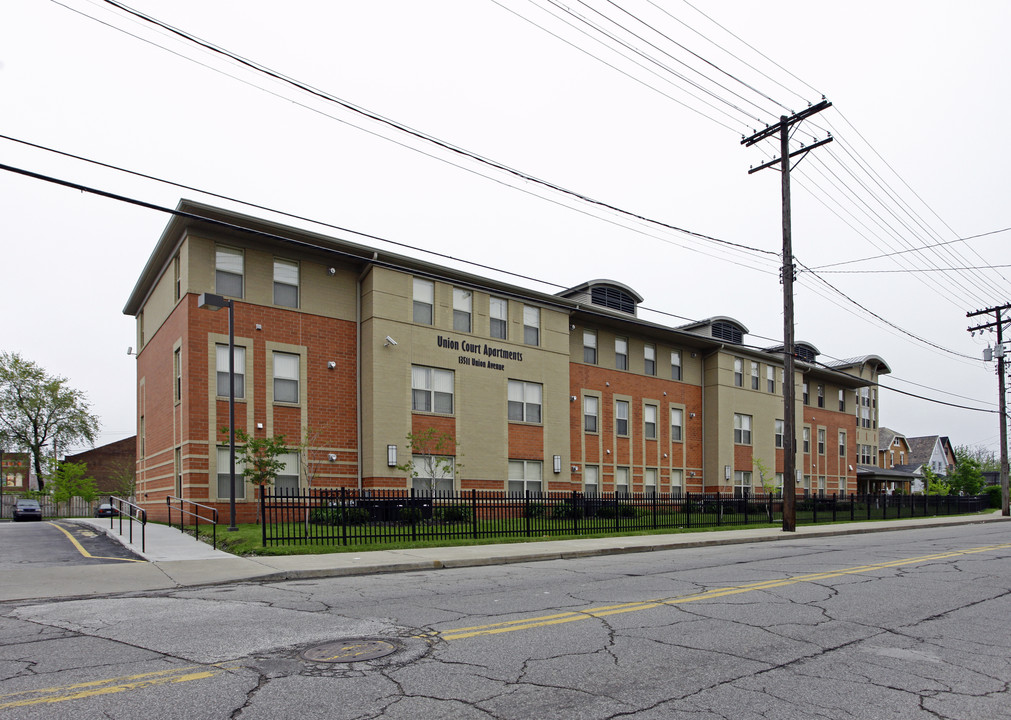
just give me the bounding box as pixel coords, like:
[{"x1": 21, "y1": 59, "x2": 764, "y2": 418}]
[{"x1": 437, "y1": 335, "x2": 523, "y2": 372}]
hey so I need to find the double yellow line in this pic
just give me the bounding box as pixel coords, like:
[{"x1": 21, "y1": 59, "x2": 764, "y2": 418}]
[
  {"x1": 436, "y1": 542, "x2": 1011, "y2": 640},
  {"x1": 0, "y1": 666, "x2": 232, "y2": 709}
]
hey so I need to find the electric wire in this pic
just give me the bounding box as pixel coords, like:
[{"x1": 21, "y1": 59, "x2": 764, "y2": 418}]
[{"x1": 809, "y1": 229, "x2": 1011, "y2": 270}]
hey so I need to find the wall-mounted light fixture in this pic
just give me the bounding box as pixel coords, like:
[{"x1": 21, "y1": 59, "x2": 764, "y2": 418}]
[
  {"x1": 663, "y1": 453, "x2": 668, "y2": 458},
  {"x1": 255, "y1": 324, "x2": 262, "y2": 331},
  {"x1": 689, "y1": 412, "x2": 696, "y2": 418},
  {"x1": 553, "y1": 455, "x2": 562, "y2": 474},
  {"x1": 570, "y1": 396, "x2": 577, "y2": 402},
  {"x1": 328, "y1": 453, "x2": 337, "y2": 462},
  {"x1": 606, "y1": 449, "x2": 611, "y2": 455},
  {"x1": 257, "y1": 423, "x2": 264, "y2": 430},
  {"x1": 327, "y1": 361, "x2": 336, "y2": 369},
  {"x1": 571, "y1": 465, "x2": 579, "y2": 472},
  {"x1": 328, "y1": 267, "x2": 336, "y2": 275},
  {"x1": 724, "y1": 465, "x2": 731, "y2": 480},
  {"x1": 387, "y1": 444, "x2": 398, "y2": 467}
]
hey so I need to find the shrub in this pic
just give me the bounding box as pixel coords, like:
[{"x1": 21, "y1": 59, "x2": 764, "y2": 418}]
[
  {"x1": 551, "y1": 500, "x2": 584, "y2": 520},
  {"x1": 399, "y1": 507, "x2": 424, "y2": 524},
  {"x1": 308, "y1": 506, "x2": 369, "y2": 525},
  {"x1": 524, "y1": 502, "x2": 546, "y2": 519},
  {"x1": 596, "y1": 503, "x2": 638, "y2": 519},
  {"x1": 435, "y1": 504, "x2": 472, "y2": 523},
  {"x1": 984, "y1": 484, "x2": 1002, "y2": 508}
]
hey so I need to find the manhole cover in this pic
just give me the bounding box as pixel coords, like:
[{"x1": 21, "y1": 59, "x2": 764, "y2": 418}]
[{"x1": 302, "y1": 639, "x2": 397, "y2": 663}]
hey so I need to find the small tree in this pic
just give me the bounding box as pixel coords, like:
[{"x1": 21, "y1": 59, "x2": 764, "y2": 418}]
[
  {"x1": 753, "y1": 457, "x2": 778, "y2": 494},
  {"x1": 923, "y1": 467, "x2": 951, "y2": 496},
  {"x1": 107, "y1": 458, "x2": 136, "y2": 499},
  {"x1": 397, "y1": 428, "x2": 461, "y2": 495},
  {"x1": 49, "y1": 460, "x2": 98, "y2": 505},
  {"x1": 231, "y1": 429, "x2": 287, "y2": 522},
  {"x1": 948, "y1": 451, "x2": 985, "y2": 496}
]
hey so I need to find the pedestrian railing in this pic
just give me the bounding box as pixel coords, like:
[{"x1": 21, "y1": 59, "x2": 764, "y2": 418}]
[
  {"x1": 166, "y1": 496, "x2": 219, "y2": 550},
  {"x1": 109, "y1": 496, "x2": 148, "y2": 553},
  {"x1": 260, "y1": 489, "x2": 990, "y2": 547}
]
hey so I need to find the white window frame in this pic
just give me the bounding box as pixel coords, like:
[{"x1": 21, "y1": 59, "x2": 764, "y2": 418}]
[
  {"x1": 734, "y1": 358, "x2": 743, "y2": 387},
  {"x1": 273, "y1": 351, "x2": 300, "y2": 404},
  {"x1": 671, "y1": 350, "x2": 682, "y2": 381},
  {"x1": 775, "y1": 419, "x2": 784, "y2": 449},
  {"x1": 273, "y1": 258, "x2": 299, "y2": 308},
  {"x1": 644, "y1": 468, "x2": 657, "y2": 494},
  {"x1": 508, "y1": 459, "x2": 542, "y2": 495},
  {"x1": 413, "y1": 455, "x2": 456, "y2": 495},
  {"x1": 644, "y1": 404, "x2": 657, "y2": 439},
  {"x1": 670, "y1": 408, "x2": 683, "y2": 442},
  {"x1": 615, "y1": 400, "x2": 629, "y2": 436},
  {"x1": 615, "y1": 337, "x2": 628, "y2": 370},
  {"x1": 216, "y1": 344, "x2": 245, "y2": 399},
  {"x1": 751, "y1": 362, "x2": 759, "y2": 390},
  {"x1": 670, "y1": 469, "x2": 683, "y2": 495},
  {"x1": 411, "y1": 366, "x2": 454, "y2": 414},
  {"x1": 767, "y1": 366, "x2": 775, "y2": 393},
  {"x1": 615, "y1": 466, "x2": 629, "y2": 495},
  {"x1": 818, "y1": 428, "x2": 826, "y2": 455},
  {"x1": 216, "y1": 446, "x2": 246, "y2": 500},
  {"x1": 644, "y1": 344, "x2": 656, "y2": 376},
  {"x1": 274, "y1": 452, "x2": 300, "y2": 495},
  {"x1": 215, "y1": 245, "x2": 243, "y2": 298},
  {"x1": 523, "y1": 305, "x2": 540, "y2": 346},
  {"x1": 508, "y1": 380, "x2": 542, "y2": 423},
  {"x1": 734, "y1": 413, "x2": 752, "y2": 445},
  {"x1": 489, "y1": 297, "x2": 508, "y2": 339},
  {"x1": 803, "y1": 427, "x2": 811, "y2": 454},
  {"x1": 584, "y1": 465, "x2": 599, "y2": 494},
  {"x1": 583, "y1": 330, "x2": 597, "y2": 364},
  {"x1": 453, "y1": 288, "x2": 472, "y2": 333},
  {"x1": 413, "y1": 278, "x2": 434, "y2": 325},
  {"x1": 584, "y1": 396, "x2": 599, "y2": 433},
  {"x1": 734, "y1": 470, "x2": 752, "y2": 498}
]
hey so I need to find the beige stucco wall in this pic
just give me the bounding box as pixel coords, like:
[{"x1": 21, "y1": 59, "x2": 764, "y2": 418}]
[{"x1": 362, "y1": 266, "x2": 571, "y2": 487}]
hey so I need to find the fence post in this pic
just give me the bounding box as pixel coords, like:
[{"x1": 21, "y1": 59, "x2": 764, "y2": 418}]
[
  {"x1": 685, "y1": 491, "x2": 691, "y2": 529},
  {"x1": 812, "y1": 492, "x2": 817, "y2": 524},
  {"x1": 850, "y1": 493, "x2": 854, "y2": 521},
  {"x1": 410, "y1": 487, "x2": 418, "y2": 542},
  {"x1": 743, "y1": 491, "x2": 749, "y2": 526},
  {"x1": 340, "y1": 487, "x2": 348, "y2": 547},
  {"x1": 261, "y1": 488, "x2": 268, "y2": 547},
  {"x1": 471, "y1": 489, "x2": 478, "y2": 539},
  {"x1": 572, "y1": 490, "x2": 579, "y2": 536},
  {"x1": 832, "y1": 492, "x2": 837, "y2": 522},
  {"x1": 525, "y1": 490, "x2": 531, "y2": 538},
  {"x1": 613, "y1": 489, "x2": 619, "y2": 533},
  {"x1": 652, "y1": 489, "x2": 658, "y2": 530}
]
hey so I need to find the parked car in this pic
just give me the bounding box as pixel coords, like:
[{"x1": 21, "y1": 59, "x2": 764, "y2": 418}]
[
  {"x1": 12, "y1": 499, "x2": 43, "y2": 522},
  {"x1": 94, "y1": 503, "x2": 119, "y2": 518}
]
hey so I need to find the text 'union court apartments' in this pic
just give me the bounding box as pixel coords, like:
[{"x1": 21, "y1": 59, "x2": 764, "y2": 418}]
[{"x1": 124, "y1": 201, "x2": 889, "y2": 521}]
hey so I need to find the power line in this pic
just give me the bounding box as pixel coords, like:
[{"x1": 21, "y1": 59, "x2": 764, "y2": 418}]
[{"x1": 808, "y1": 228, "x2": 1011, "y2": 270}]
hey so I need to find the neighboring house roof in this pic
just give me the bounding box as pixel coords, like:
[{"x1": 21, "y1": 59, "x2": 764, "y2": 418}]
[
  {"x1": 905, "y1": 436, "x2": 941, "y2": 466},
  {"x1": 825, "y1": 355, "x2": 892, "y2": 375},
  {"x1": 856, "y1": 464, "x2": 918, "y2": 482},
  {"x1": 878, "y1": 426, "x2": 901, "y2": 450}
]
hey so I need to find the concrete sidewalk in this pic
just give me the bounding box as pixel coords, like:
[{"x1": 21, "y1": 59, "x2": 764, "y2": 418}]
[{"x1": 2, "y1": 513, "x2": 1007, "y2": 603}]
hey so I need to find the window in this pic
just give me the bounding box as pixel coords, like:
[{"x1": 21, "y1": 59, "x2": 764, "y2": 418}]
[
  {"x1": 412, "y1": 366, "x2": 454, "y2": 414},
  {"x1": 644, "y1": 344, "x2": 656, "y2": 375},
  {"x1": 839, "y1": 389, "x2": 846, "y2": 412},
  {"x1": 818, "y1": 428, "x2": 826, "y2": 455},
  {"x1": 174, "y1": 447, "x2": 182, "y2": 496},
  {"x1": 734, "y1": 471, "x2": 752, "y2": 498},
  {"x1": 775, "y1": 419, "x2": 784, "y2": 449},
  {"x1": 273, "y1": 259, "x2": 299, "y2": 308},
  {"x1": 173, "y1": 255, "x2": 181, "y2": 302},
  {"x1": 615, "y1": 337, "x2": 628, "y2": 370},
  {"x1": 523, "y1": 305, "x2": 540, "y2": 346},
  {"x1": 818, "y1": 476, "x2": 827, "y2": 497},
  {"x1": 671, "y1": 350, "x2": 682, "y2": 381},
  {"x1": 615, "y1": 466, "x2": 629, "y2": 495},
  {"x1": 670, "y1": 469, "x2": 683, "y2": 495},
  {"x1": 584, "y1": 465, "x2": 599, "y2": 494},
  {"x1": 275, "y1": 452, "x2": 299, "y2": 495},
  {"x1": 733, "y1": 414, "x2": 752, "y2": 444},
  {"x1": 508, "y1": 460, "x2": 542, "y2": 495},
  {"x1": 803, "y1": 427, "x2": 811, "y2": 454},
  {"x1": 216, "y1": 344, "x2": 245, "y2": 399},
  {"x1": 584, "y1": 396, "x2": 598, "y2": 433},
  {"x1": 615, "y1": 400, "x2": 629, "y2": 436},
  {"x1": 273, "y1": 352, "x2": 300, "y2": 403},
  {"x1": 508, "y1": 380, "x2": 542, "y2": 423},
  {"x1": 644, "y1": 405, "x2": 657, "y2": 439},
  {"x1": 767, "y1": 366, "x2": 775, "y2": 393},
  {"x1": 583, "y1": 330, "x2": 597, "y2": 364},
  {"x1": 216, "y1": 446, "x2": 245, "y2": 499},
  {"x1": 413, "y1": 278, "x2": 434, "y2": 325},
  {"x1": 775, "y1": 473, "x2": 784, "y2": 492},
  {"x1": 670, "y1": 408, "x2": 683, "y2": 442},
  {"x1": 173, "y1": 347, "x2": 181, "y2": 403},
  {"x1": 453, "y1": 288, "x2": 472, "y2": 333},
  {"x1": 644, "y1": 468, "x2": 657, "y2": 494},
  {"x1": 751, "y1": 362, "x2": 759, "y2": 390},
  {"x1": 489, "y1": 297, "x2": 508, "y2": 339},
  {"x1": 734, "y1": 358, "x2": 743, "y2": 387},
  {"x1": 215, "y1": 245, "x2": 243, "y2": 298},
  {"x1": 817, "y1": 384, "x2": 825, "y2": 408},
  {"x1": 413, "y1": 456, "x2": 455, "y2": 494},
  {"x1": 802, "y1": 383, "x2": 809, "y2": 405}
]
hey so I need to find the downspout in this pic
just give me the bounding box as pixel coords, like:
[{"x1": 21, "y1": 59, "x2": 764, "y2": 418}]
[{"x1": 355, "y1": 254, "x2": 376, "y2": 492}]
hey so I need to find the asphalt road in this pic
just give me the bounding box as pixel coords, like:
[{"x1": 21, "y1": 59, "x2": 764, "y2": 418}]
[
  {"x1": 1, "y1": 522, "x2": 1009, "y2": 719},
  {"x1": 0, "y1": 521, "x2": 143, "y2": 566}
]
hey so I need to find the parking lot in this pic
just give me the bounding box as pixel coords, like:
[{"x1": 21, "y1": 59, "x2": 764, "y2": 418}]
[{"x1": 0, "y1": 521, "x2": 143, "y2": 566}]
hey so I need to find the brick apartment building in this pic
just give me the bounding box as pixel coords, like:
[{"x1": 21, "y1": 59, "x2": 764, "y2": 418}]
[{"x1": 124, "y1": 200, "x2": 888, "y2": 521}]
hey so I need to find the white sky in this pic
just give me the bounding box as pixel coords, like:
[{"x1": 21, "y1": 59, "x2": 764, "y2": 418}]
[{"x1": 2, "y1": 1, "x2": 1009, "y2": 456}]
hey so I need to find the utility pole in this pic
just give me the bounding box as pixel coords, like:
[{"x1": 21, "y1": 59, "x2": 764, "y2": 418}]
[
  {"x1": 742, "y1": 100, "x2": 833, "y2": 532},
  {"x1": 966, "y1": 304, "x2": 1010, "y2": 516}
]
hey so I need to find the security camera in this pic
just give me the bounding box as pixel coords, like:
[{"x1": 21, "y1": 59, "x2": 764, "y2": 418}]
[
  {"x1": 328, "y1": 267, "x2": 336, "y2": 275},
  {"x1": 385, "y1": 336, "x2": 398, "y2": 346}
]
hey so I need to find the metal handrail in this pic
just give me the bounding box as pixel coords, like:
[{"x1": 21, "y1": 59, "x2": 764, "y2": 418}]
[
  {"x1": 166, "y1": 496, "x2": 219, "y2": 550},
  {"x1": 109, "y1": 495, "x2": 147, "y2": 553}
]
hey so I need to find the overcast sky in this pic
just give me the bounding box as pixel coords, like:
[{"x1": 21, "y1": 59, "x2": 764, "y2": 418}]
[{"x1": 2, "y1": 1, "x2": 1009, "y2": 456}]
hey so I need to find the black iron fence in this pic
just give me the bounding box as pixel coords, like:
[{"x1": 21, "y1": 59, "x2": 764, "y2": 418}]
[{"x1": 261, "y1": 489, "x2": 990, "y2": 547}]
